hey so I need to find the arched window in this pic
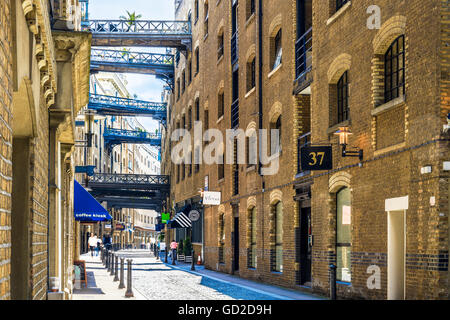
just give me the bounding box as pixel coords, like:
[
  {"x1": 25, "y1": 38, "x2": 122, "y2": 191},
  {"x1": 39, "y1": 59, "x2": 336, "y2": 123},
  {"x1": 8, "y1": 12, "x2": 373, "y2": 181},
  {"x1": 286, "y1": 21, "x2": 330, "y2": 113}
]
[
  {"x1": 337, "y1": 71, "x2": 349, "y2": 123},
  {"x1": 248, "y1": 207, "x2": 257, "y2": 268},
  {"x1": 247, "y1": 56, "x2": 256, "y2": 92},
  {"x1": 384, "y1": 35, "x2": 405, "y2": 103},
  {"x1": 195, "y1": 0, "x2": 199, "y2": 22},
  {"x1": 271, "y1": 115, "x2": 282, "y2": 154},
  {"x1": 273, "y1": 201, "x2": 283, "y2": 272},
  {"x1": 246, "y1": 0, "x2": 255, "y2": 20},
  {"x1": 195, "y1": 98, "x2": 200, "y2": 121},
  {"x1": 204, "y1": 1, "x2": 209, "y2": 36},
  {"x1": 195, "y1": 47, "x2": 200, "y2": 74},
  {"x1": 218, "y1": 30, "x2": 224, "y2": 59},
  {"x1": 336, "y1": 187, "x2": 351, "y2": 282},
  {"x1": 272, "y1": 29, "x2": 282, "y2": 70},
  {"x1": 188, "y1": 107, "x2": 192, "y2": 130}
]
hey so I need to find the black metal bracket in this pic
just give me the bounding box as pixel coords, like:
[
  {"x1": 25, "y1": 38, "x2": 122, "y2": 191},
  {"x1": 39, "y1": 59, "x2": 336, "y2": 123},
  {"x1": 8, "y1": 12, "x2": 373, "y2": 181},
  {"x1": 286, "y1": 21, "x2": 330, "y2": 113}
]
[{"x1": 342, "y1": 144, "x2": 363, "y2": 162}]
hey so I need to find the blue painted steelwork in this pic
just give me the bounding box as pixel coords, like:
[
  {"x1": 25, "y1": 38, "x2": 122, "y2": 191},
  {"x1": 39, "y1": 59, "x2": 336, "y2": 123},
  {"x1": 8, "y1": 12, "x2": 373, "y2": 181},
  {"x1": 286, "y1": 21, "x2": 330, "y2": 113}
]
[
  {"x1": 87, "y1": 173, "x2": 170, "y2": 210},
  {"x1": 90, "y1": 49, "x2": 175, "y2": 88},
  {"x1": 103, "y1": 128, "x2": 162, "y2": 151},
  {"x1": 75, "y1": 165, "x2": 96, "y2": 176},
  {"x1": 87, "y1": 20, "x2": 192, "y2": 51},
  {"x1": 88, "y1": 93, "x2": 167, "y2": 120}
]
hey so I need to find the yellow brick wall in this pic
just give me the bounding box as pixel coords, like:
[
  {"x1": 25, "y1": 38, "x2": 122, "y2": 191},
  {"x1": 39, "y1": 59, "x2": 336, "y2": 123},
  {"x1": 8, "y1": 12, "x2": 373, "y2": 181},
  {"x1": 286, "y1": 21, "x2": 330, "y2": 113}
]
[{"x1": 0, "y1": 0, "x2": 12, "y2": 301}]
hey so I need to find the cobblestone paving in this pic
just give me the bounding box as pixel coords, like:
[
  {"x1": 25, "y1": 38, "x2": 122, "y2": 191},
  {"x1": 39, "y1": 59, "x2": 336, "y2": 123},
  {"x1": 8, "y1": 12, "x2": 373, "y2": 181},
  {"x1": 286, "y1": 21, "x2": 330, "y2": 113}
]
[{"x1": 116, "y1": 250, "x2": 282, "y2": 300}]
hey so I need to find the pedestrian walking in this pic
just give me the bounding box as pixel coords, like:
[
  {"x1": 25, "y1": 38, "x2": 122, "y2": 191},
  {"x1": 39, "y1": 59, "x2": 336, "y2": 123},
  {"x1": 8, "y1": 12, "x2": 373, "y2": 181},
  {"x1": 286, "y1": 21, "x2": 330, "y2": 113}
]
[
  {"x1": 88, "y1": 234, "x2": 98, "y2": 257},
  {"x1": 96, "y1": 237, "x2": 102, "y2": 256},
  {"x1": 170, "y1": 240, "x2": 178, "y2": 263}
]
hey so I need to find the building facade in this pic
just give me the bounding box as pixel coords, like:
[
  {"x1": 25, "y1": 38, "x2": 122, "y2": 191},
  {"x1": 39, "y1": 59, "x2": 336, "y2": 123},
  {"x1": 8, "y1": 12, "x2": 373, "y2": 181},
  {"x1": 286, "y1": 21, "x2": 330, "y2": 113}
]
[
  {"x1": 0, "y1": 0, "x2": 91, "y2": 300},
  {"x1": 162, "y1": 0, "x2": 449, "y2": 300}
]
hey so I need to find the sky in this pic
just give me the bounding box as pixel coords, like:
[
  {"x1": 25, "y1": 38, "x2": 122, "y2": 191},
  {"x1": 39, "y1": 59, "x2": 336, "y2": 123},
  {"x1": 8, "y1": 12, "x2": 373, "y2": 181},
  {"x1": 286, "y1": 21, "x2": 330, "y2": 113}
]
[{"x1": 89, "y1": 0, "x2": 175, "y2": 132}]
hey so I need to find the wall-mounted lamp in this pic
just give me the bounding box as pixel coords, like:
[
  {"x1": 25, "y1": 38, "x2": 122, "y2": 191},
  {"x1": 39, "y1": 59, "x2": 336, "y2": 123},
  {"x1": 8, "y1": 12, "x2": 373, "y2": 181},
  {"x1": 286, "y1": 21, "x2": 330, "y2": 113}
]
[
  {"x1": 84, "y1": 113, "x2": 95, "y2": 148},
  {"x1": 334, "y1": 127, "x2": 363, "y2": 161}
]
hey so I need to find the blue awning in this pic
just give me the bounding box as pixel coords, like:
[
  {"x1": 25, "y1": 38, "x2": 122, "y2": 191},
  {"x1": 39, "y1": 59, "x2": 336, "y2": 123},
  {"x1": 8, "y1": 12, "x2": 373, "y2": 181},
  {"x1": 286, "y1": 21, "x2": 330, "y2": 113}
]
[{"x1": 74, "y1": 180, "x2": 112, "y2": 222}]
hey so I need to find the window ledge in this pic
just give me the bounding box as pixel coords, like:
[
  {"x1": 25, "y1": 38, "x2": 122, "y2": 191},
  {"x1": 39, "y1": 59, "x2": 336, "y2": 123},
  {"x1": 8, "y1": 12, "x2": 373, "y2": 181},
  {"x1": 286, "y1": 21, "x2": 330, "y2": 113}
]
[
  {"x1": 271, "y1": 271, "x2": 283, "y2": 275},
  {"x1": 204, "y1": 33, "x2": 208, "y2": 42},
  {"x1": 374, "y1": 141, "x2": 406, "y2": 157},
  {"x1": 336, "y1": 281, "x2": 352, "y2": 287},
  {"x1": 327, "y1": 119, "x2": 351, "y2": 135},
  {"x1": 217, "y1": 55, "x2": 224, "y2": 65},
  {"x1": 245, "y1": 13, "x2": 256, "y2": 29},
  {"x1": 268, "y1": 63, "x2": 282, "y2": 79},
  {"x1": 371, "y1": 95, "x2": 405, "y2": 116},
  {"x1": 218, "y1": 178, "x2": 225, "y2": 184},
  {"x1": 245, "y1": 87, "x2": 256, "y2": 99},
  {"x1": 246, "y1": 165, "x2": 256, "y2": 173},
  {"x1": 326, "y1": 1, "x2": 352, "y2": 26},
  {"x1": 216, "y1": 115, "x2": 224, "y2": 124}
]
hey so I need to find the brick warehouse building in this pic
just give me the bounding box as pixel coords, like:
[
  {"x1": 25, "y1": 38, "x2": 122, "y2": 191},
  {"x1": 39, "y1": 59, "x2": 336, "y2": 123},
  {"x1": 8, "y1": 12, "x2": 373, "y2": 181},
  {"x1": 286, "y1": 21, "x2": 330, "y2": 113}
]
[
  {"x1": 162, "y1": 0, "x2": 449, "y2": 299},
  {"x1": 0, "y1": 1, "x2": 91, "y2": 300}
]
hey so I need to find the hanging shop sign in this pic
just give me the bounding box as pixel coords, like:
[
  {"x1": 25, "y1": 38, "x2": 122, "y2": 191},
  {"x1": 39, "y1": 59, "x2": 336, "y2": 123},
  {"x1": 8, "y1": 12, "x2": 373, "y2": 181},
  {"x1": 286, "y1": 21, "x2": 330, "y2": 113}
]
[
  {"x1": 161, "y1": 212, "x2": 171, "y2": 224},
  {"x1": 188, "y1": 210, "x2": 200, "y2": 222},
  {"x1": 104, "y1": 224, "x2": 112, "y2": 229},
  {"x1": 202, "y1": 191, "x2": 221, "y2": 205},
  {"x1": 300, "y1": 146, "x2": 333, "y2": 171},
  {"x1": 115, "y1": 223, "x2": 125, "y2": 231}
]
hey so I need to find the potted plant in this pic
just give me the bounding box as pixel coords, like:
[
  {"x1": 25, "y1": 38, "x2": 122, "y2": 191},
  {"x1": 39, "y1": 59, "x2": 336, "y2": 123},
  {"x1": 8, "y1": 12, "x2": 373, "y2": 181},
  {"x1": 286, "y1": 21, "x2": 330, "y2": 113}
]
[{"x1": 183, "y1": 238, "x2": 193, "y2": 263}]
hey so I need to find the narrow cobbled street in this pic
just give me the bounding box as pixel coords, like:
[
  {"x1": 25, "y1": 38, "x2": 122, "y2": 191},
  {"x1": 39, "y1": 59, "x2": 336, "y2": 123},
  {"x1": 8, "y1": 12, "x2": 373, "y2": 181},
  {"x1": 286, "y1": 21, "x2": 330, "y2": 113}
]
[{"x1": 74, "y1": 250, "x2": 323, "y2": 300}]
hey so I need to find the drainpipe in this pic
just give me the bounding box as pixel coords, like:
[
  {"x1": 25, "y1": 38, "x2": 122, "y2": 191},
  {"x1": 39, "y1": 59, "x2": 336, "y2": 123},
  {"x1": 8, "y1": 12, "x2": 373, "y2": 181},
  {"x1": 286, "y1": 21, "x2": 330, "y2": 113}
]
[{"x1": 258, "y1": 0, "x2": 265, "y2": 252}]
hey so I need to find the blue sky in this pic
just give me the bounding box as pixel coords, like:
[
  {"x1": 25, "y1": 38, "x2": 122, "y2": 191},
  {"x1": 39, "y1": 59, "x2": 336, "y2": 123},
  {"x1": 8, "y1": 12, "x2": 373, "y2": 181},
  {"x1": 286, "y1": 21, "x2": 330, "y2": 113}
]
[{"x1": 89, "y1": 0, "x2": 175, "y2": 131}]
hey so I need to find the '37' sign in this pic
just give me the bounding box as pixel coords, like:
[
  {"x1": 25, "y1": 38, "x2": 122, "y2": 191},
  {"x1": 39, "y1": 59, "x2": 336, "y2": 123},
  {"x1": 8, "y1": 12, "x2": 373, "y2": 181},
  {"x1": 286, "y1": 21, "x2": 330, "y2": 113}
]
[{"x1": 300, "y1": 146, "x2": 333, "y2": 171}]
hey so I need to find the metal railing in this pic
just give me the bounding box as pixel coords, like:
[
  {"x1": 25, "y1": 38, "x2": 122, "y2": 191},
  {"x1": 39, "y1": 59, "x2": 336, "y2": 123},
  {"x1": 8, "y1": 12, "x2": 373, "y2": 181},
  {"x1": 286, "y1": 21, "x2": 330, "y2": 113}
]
[
  {"x1": 104, "y1": 128, "x2": 161, "y2": 140},
  {"x1": 231, "y1": 32, "x2": 238, "y2": 65},
  {"x1": 89, "y1": 94, "x2": 167, "y2": 113},
  {"x1": 297, "y1": 132, "x2": 311, "y2": 175},
  {"x1": 231, "y1": 99, "x2": 239, "y2": 129},
  {"x1": 87, "y1": 20, "x2": 191, "y2": 35},
  {"x1": 295, "y1": 27, "x2": 312, "y2": 82},
  {"x1": 90, "y1": 173, "x2": 170, "y2": 185},
  {"x1": 91, "y1": 49, "x2": 174, "y2": 67}
]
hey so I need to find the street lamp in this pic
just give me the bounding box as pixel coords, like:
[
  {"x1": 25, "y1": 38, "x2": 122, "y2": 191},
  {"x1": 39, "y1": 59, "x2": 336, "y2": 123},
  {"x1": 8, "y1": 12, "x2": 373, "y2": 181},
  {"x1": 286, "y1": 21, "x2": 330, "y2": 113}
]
[{"x1": 334, "y1": 127, "x2": 363, "y2": 161}]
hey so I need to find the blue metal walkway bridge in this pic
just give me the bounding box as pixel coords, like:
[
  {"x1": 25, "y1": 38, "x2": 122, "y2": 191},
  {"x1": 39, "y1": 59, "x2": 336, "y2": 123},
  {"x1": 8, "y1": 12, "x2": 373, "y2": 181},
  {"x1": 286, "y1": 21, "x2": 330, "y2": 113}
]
[
  {"x1": 90, "y1": 49, "x2": 175, "y2": 86},
  {"x1": 104, "y1": 128, "x2": 161, "y2": 152},
  {"x1": 86, "y1": 20, "x2": 192, "y2": 52},
  {"x1": 87, "y1": 173, "x2": 170, "y2": 210},
  {"x1": 88, "y1": 93, "x2": 167, "y2": 121}
]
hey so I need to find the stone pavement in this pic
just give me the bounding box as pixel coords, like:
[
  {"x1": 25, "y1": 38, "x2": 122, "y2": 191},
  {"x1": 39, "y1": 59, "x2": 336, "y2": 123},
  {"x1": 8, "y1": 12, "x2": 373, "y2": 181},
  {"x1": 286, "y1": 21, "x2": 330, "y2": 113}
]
[
  {"x1": 72, "y1": 252, "x2": 147, "y2": 300},
  {"x1": 72, "y1": 249, "x2": 325, "y2": 300}
]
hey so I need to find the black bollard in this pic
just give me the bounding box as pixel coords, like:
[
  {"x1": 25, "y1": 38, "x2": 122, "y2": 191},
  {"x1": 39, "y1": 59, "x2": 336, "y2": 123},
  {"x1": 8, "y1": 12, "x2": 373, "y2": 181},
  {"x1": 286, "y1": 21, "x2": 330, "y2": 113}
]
[
  {"x1": 106, "y1": 251, "x2": 111, "y2": 271},
  {"x1": 125, "y1": 259, "x2": 134, "y2": 298},
  {"x1": 164, "y1": 248, "x2": 168, "y2": 263},
  {"x1": 191, "y1": 249, "x2": 195, "y2": 271},
  {"x1": 156, "y1": 247, "x2": 159, "y2": 260},
  {"x1": 110, "y1": 253, "x2": 115, "y2": 276},
  {"x1": 329, "y1": 264, "x2": 337, "y2": 300},
  {"x1": 100, "y1": 248, "x2": 104, "y2": 262},
  {"x1": 119, "y1": 258, "x2": 125, "y2": 289},
  {"x1": 114, "y1": 254, "x2": 120, "y2": 281}
]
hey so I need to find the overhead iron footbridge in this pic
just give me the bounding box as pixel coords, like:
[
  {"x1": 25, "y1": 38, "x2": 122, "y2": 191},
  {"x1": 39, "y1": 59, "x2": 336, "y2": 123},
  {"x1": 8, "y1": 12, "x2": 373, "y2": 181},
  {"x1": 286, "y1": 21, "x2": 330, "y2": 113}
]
[
  {"x1": 88, "y1": 93, "x2": 167, "y2": 121},
  {"x1": 104, "y1": 128, "x2": 162, "y2": 151},
  {"x1": 90, "y1": 49, "x2": 175, "y2": 87},
  {"x1": 87, "y1": 20, "x2": 192, "y2": 52},
  {"x1": 87, "y1": 173, "x2": 170, "y2": 211}
]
